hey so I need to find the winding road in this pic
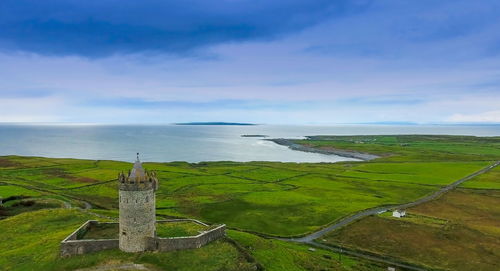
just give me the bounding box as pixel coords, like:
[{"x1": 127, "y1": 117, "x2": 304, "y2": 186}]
[
  {"x1": 2, "y1": 158, "x2": 498, "y2": 270},
  {"x1": 279, "y1": 160, "x2": 500, "y2": 270}
]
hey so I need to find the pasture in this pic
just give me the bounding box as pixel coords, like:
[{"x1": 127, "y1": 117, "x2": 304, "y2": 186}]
[
  {"x1": 0, "y1": 135, "x2": 498, "y2": 270},
  {"x1": 0, "y1": 155, "x2": 490, "y2": 236},
  {"x1": 319, "y1": 189, "x2": 500, "y2": 270}
]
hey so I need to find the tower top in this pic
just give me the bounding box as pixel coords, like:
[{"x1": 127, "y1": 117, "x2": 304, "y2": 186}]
[
  {"x1": 118, "y1": 153, "x2": 158, "y2": 191},
  {"x1": 130, "y1": 153, "x2": 145, "y2": 179}
]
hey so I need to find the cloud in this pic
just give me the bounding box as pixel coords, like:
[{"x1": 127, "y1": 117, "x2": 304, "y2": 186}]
[
  {"x1": 0, "y1": 0, "x2": 366, "y2": 57},
  {"x1": 301, "y1": 0, "x2": 500, "y2": 61},
  {"x1": 0, "y1": 1, "x2": 499, "y2": 124},
  {"x1": 82, "y1": 98, "x2": 324, "y2": 111},
  {"x1": 338, "y1": 96, "x2": 426, "y2": 106},
  {"x1": 0, "y1": 89, "x2": 53, "y2": 98},
  {"x1": 0, "y1": 96, "x2": 65, "y2": 122},
  {"x1": 448, "y1": 111, "x2": 500, "y2": 123}
]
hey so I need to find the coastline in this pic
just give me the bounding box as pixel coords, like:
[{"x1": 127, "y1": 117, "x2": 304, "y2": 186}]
[{"x1": 267, "y1": 138, "x2": 380, "y2": 161}]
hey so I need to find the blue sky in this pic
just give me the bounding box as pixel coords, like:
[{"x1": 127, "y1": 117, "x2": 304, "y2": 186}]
[{"x1": 0, "y1": 0, "x2": 499, "y2": 124}]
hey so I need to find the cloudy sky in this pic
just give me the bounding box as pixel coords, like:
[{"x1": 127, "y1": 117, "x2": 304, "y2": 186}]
[{"x1": 0, "y1": 0, "x2": 499, "y2": 124}]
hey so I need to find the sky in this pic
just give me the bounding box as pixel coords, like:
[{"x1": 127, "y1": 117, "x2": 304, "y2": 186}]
[{"x1": 0, "y1": 0, "x2": 499, "y2": 124}]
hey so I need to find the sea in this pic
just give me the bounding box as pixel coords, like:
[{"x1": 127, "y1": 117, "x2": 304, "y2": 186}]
[{"x1": 0, "y1": 124, "x2": 498, "y2": 163}]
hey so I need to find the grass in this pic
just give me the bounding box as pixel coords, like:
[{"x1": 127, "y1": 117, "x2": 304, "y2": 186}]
[
  {"x1": 156, "y1": 221, "x2": 208, "y2": 237},
  {"x1": 319, "y1": 189, "x2": 500, "y2": 271},
  {"x1": 0, "y1": 198, "x2": 64, "y2": 218},
  {"x1": 410, "y1": 189, "x2": 500, "y2": 236},
  {"x1": 460, "y1": 165, "x2": 500, "y2": 189},
  {"x1": 0, "y1": 135, "x2": 498, "y2": 270},
  {"x1": 0, "y1": 208, "x2": 373, "y2": 271},
  {"x1": 0, "y1": 135, "x2": 497, "y2": 236},
  {"x1": 228, "y1": 230, "x2": 384, "y2": 271},
  {"x1": 294, "y1": 134, "x2": 500, "y2": 161},
  {"x1": 0, "y1": 209, "x2": 257, "y2": 271},
  {"x1": 337, "y1": 161, "x2": 490, "y2": 186},
  {"x1": 0, "y1": 184, "x2": 42, "y2": 198},
  {"x1": 82, "y1": 223, "x2": 118, "y2": 240},
  {"x1": 378, "y1": 212, "x2": 449, "y2": 228}
]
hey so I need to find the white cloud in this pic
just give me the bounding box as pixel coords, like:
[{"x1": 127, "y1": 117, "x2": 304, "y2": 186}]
[
  {"x1": 0, "y1": 97, "x2": 66, "y2": 122},
  {"x1": 447, "y1": 110, "x2": 500, "y2": 123}
]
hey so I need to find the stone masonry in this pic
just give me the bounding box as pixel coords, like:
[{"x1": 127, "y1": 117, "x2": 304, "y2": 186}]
[
  {"x1": 118, "y1": 154, "x2": 158, "y2": 252},
  {"x1": 60, "y1": 154, "x2": 225, "y2": 257},
  {"x1": 60, "y1": 220, "x2": 226, "y2": 257}
]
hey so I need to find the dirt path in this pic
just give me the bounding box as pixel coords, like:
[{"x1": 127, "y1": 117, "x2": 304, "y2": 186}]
[{"x1": 0, "y1": 181, "x2": 94, "y2": 210}]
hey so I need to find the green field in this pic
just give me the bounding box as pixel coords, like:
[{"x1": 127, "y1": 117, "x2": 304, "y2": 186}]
[
  {"x1": 79, "y1": 221, "x2": 210, "y2": 239},
  {"x1": 0, "y1": 135, "x2": 498, "y2": 270},
  {"x1": 0, "y1": 208, "x2": 378, "y2": 271},
  {"x1": 319, "y1": 189, "x2": 500, "y2": 271},
  {"x1": 228, "y1": 230, "x2": 383, "y2": 271},
  {"x1": 296, "y1": 135, "x2": 500, "y2": 161},
  {"x1": 0, "y1": 209, "x2": 257, "y2": 271},
  {"x1": 1, "y1": 157, "x2": 488, "y2": 236},
  {"x1": 460, "y1": 165, "x2": 500, "y2": 189}
]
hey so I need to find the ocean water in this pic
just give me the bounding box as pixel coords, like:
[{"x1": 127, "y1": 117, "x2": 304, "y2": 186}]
[{"x1": 0, "y1": 124, "x2": 498, "y2": 163}]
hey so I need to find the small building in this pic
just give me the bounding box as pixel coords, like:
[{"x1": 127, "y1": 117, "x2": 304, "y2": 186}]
[
  {"x1": 60, "y1": 154, "x2": 226, "y2": 257},
  {"x1": 392, "y1": 209, "x2": 406, "y2": 218}
]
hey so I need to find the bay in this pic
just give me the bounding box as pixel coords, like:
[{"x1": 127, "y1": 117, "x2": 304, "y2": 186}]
[{"x1": 0, "y1": 124, "x2": 498, "y2": 163}]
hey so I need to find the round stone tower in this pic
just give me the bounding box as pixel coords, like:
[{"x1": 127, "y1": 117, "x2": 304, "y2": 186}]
[{"x1": 118, "y1": 153, "x2": 158, "y2": 252}]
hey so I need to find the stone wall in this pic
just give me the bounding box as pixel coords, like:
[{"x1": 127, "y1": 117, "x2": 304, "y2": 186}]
[
  {"x1": 60, "y1": 220, "x2": 119, "y2": 257},
  {"x1": 61, "y1": 220, "x2": 225, "y2": 257},
  {"x1": 152, "y1": 224, "x2": 226, "y2": 252}
]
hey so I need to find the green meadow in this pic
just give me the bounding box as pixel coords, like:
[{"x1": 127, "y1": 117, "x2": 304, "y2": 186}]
[
  {"x1": 0, "y1": 209, "x2": 257, "y2": 271},
  {"x1": 460, "y1": 164, "x2": 500, "y2": 189},
  {"x1": 0, "y1": 135, "x2": 498, "y2": 270},
  {"x1": 297, "y1": 135, "x2": 500, "y2": 161},
  {"x1": 320, "y1": 189, "x2": 500, "y2": 271}
]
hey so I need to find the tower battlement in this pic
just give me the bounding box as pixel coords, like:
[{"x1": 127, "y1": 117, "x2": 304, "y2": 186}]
[
  {"x1": 118, "y1": 170, "x2": 158, "y2": 191},
  {"x1": 118, "y1": 153, "x2": 158, "y2": 191}
]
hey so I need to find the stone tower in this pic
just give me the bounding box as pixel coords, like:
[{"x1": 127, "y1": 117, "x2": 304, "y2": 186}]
[{"x1": 118, "y1": 153, "x2": 158, "y2": 252}]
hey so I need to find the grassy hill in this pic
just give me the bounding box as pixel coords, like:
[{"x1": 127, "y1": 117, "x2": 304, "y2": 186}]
[{"x1": 0, "y1": 135, "x2": 498, "y2": 270}]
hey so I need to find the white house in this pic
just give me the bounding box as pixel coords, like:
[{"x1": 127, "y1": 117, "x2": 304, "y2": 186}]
[{"x1": 392, "y1": 209, "x2": 406, "y2": 218}]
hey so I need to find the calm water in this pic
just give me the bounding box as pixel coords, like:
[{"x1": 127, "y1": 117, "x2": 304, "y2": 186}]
[{"x1": 0, "y1": 124, "x2": 498, "y2": 163}]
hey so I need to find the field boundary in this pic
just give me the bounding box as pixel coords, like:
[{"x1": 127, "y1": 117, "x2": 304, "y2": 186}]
[{"x1": 276, "y1": 160, "x2": 499, "y2": 270}]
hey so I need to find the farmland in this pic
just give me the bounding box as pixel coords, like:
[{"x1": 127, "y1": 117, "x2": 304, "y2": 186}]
[
  {"x1": 319, "y1": 189, "x2": 500, "y2": 270},
  {"x1": 0, "y1": 135, "x2": 499, "y2": 270}
]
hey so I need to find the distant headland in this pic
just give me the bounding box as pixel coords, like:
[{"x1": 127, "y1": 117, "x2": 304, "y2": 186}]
[{"x1": 174, "y1": 122, "x2": 257, "y2": 126}]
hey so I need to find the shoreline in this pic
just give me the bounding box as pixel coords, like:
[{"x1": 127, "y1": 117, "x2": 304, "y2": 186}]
[{"x1": 266, "y1": 138, "x2": 380, "y2": 161}]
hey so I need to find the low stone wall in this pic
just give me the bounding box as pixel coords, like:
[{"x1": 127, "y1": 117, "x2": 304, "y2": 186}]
[
  {"x1": 156, "y1": 218, "x2": 209, "y2": 226},
  {"x1": 152, "y1": 224, "x2": 226, "y2": 252},
  {"x1": 60, "y1": 220, "x2": 119, "y2": 257},
  {"x1": 61, "y1": 239, "x2": 119, "y2": 257},
  {"x1": 61, "y1": 220, "x2": 225, "y2": 257}
]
